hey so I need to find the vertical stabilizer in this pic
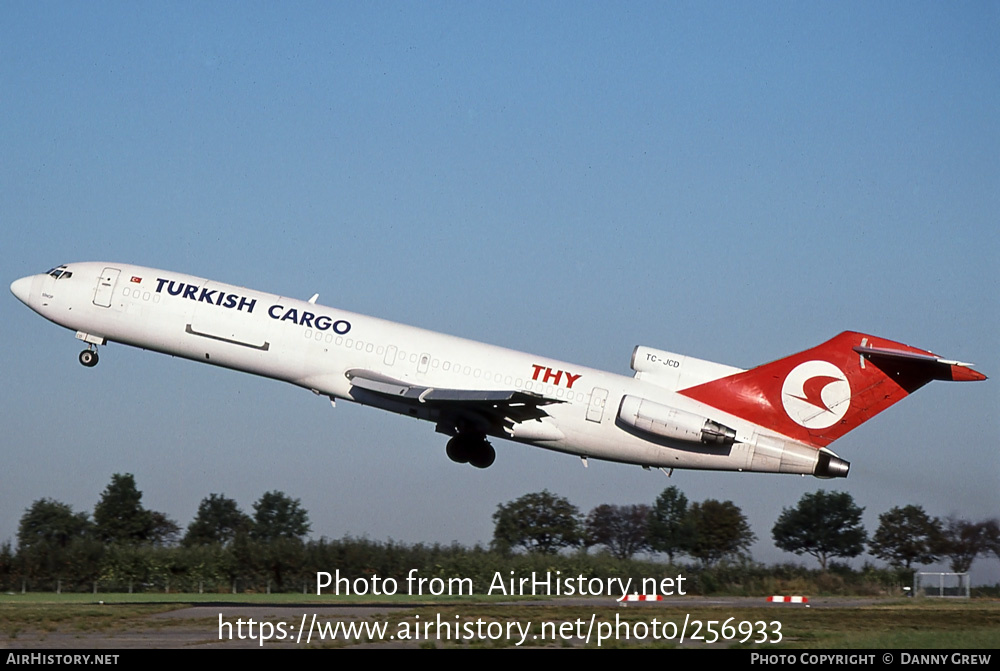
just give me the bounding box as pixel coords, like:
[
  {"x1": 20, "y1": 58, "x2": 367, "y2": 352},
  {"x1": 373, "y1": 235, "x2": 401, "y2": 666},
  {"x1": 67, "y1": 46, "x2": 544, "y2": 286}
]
[{"x1": 678, "y1": 331, "x2": 985, "y2": 447}]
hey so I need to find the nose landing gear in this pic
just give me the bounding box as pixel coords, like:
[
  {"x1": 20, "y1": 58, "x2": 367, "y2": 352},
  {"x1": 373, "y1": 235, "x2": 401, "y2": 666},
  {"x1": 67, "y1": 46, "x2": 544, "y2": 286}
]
[{"x1": 79, "y1": 347, "x2": 99, "y2": 367}]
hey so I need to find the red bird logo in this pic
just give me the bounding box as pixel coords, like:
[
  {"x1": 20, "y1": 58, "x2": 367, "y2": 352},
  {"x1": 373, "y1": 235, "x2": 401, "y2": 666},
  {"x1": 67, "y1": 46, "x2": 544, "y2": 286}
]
[
  {"x1": 789, "y1": 375, "x2": 842, "y2": 413},
  {"x1": 780, "y1": 361, "x2": 852, "y2": 430}
]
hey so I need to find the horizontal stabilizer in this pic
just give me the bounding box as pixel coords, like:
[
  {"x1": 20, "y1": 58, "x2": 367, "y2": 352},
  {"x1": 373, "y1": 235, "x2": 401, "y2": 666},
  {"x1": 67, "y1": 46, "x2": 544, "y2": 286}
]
[{"x1": 852, "y1": 344, "x2": 986, "y2": 384}]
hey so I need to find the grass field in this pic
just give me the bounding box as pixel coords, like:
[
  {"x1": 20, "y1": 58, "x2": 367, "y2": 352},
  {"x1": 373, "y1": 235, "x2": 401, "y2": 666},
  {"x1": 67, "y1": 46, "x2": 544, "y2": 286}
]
[{"x1": 1, "y1": 593, "x2": 998, "y2": 649}]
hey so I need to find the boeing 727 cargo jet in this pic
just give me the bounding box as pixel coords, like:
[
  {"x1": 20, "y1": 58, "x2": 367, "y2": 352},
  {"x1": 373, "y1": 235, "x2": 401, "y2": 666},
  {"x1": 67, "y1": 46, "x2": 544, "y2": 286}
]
[{"x1": 10, "y1": 263, "x2": 986, "y2": 478}]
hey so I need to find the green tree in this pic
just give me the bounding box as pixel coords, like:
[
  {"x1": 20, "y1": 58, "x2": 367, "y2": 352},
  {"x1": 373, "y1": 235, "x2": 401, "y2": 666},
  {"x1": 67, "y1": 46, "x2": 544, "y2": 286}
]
[
  {"x1": 233, "y1": 492, "x2": 312, "y2": 592},
  {"x1": 184, "y1": 494, "x2": 252, "y2": 547},
  {"x1": 647, "y1": 486, "x2": 694, "y2": 563},
  {"x1": 256, "y1": 537, "x2": 307, "y2": 591},
  {"x1": 18, "y1": 499, "x2": 92, "y2": 551},
  {"x1": 491, "y1": 490, "x2": 583, "y2": 555},
  {"x1": 251, "y1": 491, "x2": 311, "y2": 542},
  {"x1": 62, "y1": 537, "x2": 105, "y2": 591},
  {"x1": 585, "y1": 504, "x2": 650, "y2": 560},
  {"x1": 93, "y1": 473, "x2": 178, "y2": 546},
  {"x1": 771, "y1": 490, "x2": 866, "y2": 570},
  {"x1": 177, "y1": 543, "x2": 231, "y2": 593},
  {"x1": 149, "y1": 512, "x2": 181, "y2": 547},
  {"x1": 93, "y1": 473, "x2": 153, "y2": 544},
  {"x1": 985, "y1": 519, "x2": 1000, "y2": 563},
  {"x1": 937, "y1": 517, "x2": 994, "y2": 574},
  {"x1": 17, "y1": 498, "x2": 95, "y2": 589},
  {"x1": 687, "y1": 499, "x2": 756, "y2": 566},
  {"x1": 0, "y1": 541, "x2": 16, "y2": 592},
  {"x1": 99, "y1": 543, "x2": 153, "y2": 593},
  {"x1": 869, "y1": 505, "x2": 943, "y2": 569}
]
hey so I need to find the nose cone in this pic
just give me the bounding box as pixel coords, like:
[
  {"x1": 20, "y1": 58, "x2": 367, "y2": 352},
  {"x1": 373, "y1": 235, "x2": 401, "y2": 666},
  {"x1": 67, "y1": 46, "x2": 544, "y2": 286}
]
[{"x1": 10, "y1": 276, "x2": 33, "y2": 305}]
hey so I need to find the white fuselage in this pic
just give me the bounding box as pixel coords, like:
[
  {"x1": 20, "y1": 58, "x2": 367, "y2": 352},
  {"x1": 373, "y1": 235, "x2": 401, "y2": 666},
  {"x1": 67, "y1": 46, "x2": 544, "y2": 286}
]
[{"x1": 11, "y1": 262, "x2": 832, "y2": 475}]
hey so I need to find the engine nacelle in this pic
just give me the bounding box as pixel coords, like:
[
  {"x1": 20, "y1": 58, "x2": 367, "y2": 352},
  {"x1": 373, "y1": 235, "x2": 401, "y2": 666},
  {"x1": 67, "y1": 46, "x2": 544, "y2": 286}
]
[
  {"x1": 617, "y1": 395, "x2": 737, "y2": 445},
  {"x1": 749, "y1": 434, "x2": 851, "y2": 478}
]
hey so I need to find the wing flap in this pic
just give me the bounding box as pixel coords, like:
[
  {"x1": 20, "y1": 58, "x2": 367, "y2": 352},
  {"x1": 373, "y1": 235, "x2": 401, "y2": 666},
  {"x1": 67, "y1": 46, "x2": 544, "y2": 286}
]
[{"x1": 345, "y1": 369, "x2": 562, "y2": 424}]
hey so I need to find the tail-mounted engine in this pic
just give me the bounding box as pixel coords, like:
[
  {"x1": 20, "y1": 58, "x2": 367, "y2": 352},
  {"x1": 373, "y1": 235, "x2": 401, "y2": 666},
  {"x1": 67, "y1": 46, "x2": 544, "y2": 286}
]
[{"x1": 617, "y1": 395, "x2": 737, "y2": 445}]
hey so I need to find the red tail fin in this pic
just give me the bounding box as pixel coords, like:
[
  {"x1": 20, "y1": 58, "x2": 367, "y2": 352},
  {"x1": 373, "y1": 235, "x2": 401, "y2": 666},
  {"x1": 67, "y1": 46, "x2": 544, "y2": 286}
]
[{"x1": 678, "y1": 331, "x2": 985, "y2": 447}]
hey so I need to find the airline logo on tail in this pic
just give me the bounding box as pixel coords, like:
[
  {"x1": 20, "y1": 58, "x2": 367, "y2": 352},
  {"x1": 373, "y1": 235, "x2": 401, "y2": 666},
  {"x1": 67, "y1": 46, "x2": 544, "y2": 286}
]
[{"x1": 780, "y1": 361, "x2": 850, "y2": 429}]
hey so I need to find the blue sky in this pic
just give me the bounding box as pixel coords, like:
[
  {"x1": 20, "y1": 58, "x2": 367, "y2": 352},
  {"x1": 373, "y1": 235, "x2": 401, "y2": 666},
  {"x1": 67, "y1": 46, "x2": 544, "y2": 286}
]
[{"x1": 2, "y1": 2, "x2": 997, "y2": 582}]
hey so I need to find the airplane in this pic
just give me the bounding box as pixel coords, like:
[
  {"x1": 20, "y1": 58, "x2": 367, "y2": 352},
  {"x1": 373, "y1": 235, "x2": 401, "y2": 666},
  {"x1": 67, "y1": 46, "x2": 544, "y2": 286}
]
[{"x1": 10, "y1": 262, "x2": 986, "y2": 478}]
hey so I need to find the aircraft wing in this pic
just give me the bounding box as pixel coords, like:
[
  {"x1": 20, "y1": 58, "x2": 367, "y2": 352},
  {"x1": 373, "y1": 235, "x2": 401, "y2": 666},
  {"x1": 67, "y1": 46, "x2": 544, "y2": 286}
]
[{"x1": 345, "y1": 369, "x2": 562, "y2": 424}]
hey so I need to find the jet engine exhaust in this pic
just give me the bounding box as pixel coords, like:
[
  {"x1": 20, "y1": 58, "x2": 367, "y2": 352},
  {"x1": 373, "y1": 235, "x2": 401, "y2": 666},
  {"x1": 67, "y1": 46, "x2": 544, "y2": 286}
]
[{"x1": 815, "y1": 452, "x2": 850, "y2": 479}]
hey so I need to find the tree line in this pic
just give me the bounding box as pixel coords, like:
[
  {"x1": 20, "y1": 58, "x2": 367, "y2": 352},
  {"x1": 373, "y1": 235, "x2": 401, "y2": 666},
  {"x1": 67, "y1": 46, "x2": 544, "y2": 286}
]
[
  {"x1": 492, "y1": 488, "x2": 1000, "y2": 576},
  {"x1": 2, "y1": 474, "x2": 997, "y2": 594},
  {"x1": 6, "y1": 473, "x2": 314, "y2": 593}
]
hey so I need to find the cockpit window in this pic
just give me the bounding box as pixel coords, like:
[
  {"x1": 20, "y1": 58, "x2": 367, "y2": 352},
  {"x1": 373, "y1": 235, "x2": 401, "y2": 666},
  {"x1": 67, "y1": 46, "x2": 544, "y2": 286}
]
[{"x1": 46, "y1": 265, "x2": 72, "y2": 279}]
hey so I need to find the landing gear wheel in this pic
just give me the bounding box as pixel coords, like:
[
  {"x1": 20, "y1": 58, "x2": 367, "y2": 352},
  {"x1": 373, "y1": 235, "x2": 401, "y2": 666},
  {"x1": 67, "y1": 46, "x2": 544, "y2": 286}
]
[
  {"x1": 468, "y1": 442, "x2": 496, "y2": 469},
  {"x1": 446, "y1": 436, "x2": 472, "y2": 464},
  {"x1": 446, "y1": 434, "x2": 495, "y2": 468},
  {"x1": 79, "y1": 349, "x2": 99, "y2": 367}
]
